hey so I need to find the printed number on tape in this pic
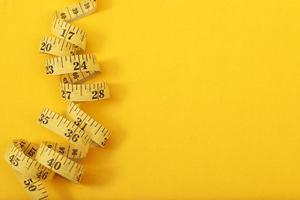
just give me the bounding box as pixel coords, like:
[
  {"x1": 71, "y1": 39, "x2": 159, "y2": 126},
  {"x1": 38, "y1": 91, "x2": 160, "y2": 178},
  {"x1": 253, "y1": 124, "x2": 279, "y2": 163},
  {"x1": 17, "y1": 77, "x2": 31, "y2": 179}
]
[
  {"x1": 67, "y1": 102, "x2": 110, "y2": 147},
  {"x1": 51, "y1": 17, "x2": 87, "y2": 50}
]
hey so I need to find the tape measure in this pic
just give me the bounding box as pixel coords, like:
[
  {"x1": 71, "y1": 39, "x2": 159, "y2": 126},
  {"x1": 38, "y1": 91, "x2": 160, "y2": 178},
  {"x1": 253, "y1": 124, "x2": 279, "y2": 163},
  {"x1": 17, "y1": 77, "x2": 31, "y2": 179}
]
[
  {"x1": 51, "y1": 16, "x2": 87, "y2": 50},
  {"x1": 5, "y1": 140, "x2": 54, "y2": 181},
  {"x1": 6, "y1": 0, "x2": 113, "y2": 199},
  {"x1": 39, "y1": 14, "x2": 98, "y2": 84},
  {"x1": 39, "y1": 17, "x2": 86, "y2": 56},
  {"x1": 55, "y1": 0, "x2": 97, "y2": 22},
  {"x1": 45, "y1": 53, "x2": 100, "y2": 84},
  {"x1": 5, "y1": 140, "x2": 53, "y2": 200},
  {"x1": 5, "y1": 102, "x2": 109, "y2": 199},
  {"x1": 17, "y1": 176, "x2": 49, "y2": 200},
  {"x1": 39, "y1": 36, "x2": 79, "y2": 57},
  {"x1": 45, "y1": 54, "x2": 100, "y2": 75},
  {"x1": 60, "y1": 70, "x2": 98, "y2": 84},
  {"x1": 67, "y1": 102, "x2": 110, "y2": 147},
  {"x1": 35, "y1": 143, "x2": 84, "y2": 183},
  {"x1": 61, "y1": 82, "x2": 110, "y2": 102},
  {"x1": 37, "y1": 108, "x2": 91, "y2": 149}
]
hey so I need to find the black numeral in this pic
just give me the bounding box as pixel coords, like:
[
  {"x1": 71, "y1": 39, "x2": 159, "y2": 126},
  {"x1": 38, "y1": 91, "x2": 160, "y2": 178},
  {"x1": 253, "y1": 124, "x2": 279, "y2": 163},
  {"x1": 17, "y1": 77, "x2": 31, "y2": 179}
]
[
  {"x1": 40, "y1": 42, "x2": 52, "y2": 52},
  {"x1": 24, "y1": 179, "x2": 37, "y2": 192},
  {"x1": 62, "y1": 77, "x2": 69, "y2": 84},
  {"x1": 46, "y1": 65, "x2": 54, "y2": 74},
  {"x1": 61, "y1": 29, "x2": 66, "y2": 37},
  {"x1": 61, "y1": 90, "x2": 71, "y2": 99},
  {"x1": 74, "y1": 117, "x2": 87, "y2": 130},
  {"x1": 8, "y1": 155, "x2": 20, "y2": 166},
  {"x1": 61, "y1": 29, "x2": 75, "y2": 40},
  {"x1": 73, "y1": 62, "x2": 80, "y2": 70},
  {"x1": 71, "y1": 134, "x2": 80, "y2": 142},
  {"x1": 92, "y1": 90, "x2": 105, "y2": 99},
  {"x1": 38, "y1": 114, "x2": 49, "y2": 124},
  {"x1": 68, "y1": 32, "x2": 75, "y2": 40},
  {"x1": 64, "y1": 129, "x2": 73, "y2": 137},
  {"x1": 64, "y1": 129, "x2": 80, "y2": 142},
  {"x1": 74, "y1": 117, "x2": 82, "y2": 126},
  {"x1": 37, "y1": 171, "x2": 49, "y2": 180},
  {"x1": 101, "y1": 138, "x2": 108, "y2": 146},
  {"x1": 73, "y1": 72, "x2": 79, "y2": 79},
  {"x1": 73, "y1": 61, "x2": 88, "y2": 71},
  {"x1": 47, "y1": 159, "x2": 62, "y2": 170}
]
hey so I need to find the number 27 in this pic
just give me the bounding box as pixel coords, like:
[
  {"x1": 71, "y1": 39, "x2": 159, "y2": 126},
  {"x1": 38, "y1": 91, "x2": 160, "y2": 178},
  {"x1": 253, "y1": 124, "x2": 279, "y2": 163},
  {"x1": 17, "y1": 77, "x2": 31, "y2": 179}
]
[{"x1": 61, "y1": 90, "x2": 71, "y2": 99}]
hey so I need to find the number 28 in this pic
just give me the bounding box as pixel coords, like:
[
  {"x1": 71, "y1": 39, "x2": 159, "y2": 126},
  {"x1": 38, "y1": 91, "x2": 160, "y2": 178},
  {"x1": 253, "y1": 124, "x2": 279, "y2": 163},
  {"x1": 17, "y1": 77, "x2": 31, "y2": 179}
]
[{"x1": 92, "y1": 90, "x2": 105, "y2": 99}]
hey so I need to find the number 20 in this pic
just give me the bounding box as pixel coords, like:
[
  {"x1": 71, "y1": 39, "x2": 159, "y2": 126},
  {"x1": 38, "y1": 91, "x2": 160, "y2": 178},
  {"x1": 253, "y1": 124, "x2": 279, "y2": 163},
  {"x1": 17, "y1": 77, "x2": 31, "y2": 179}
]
[{"x1": 40, "y1": 42, "x2": 52, "y2": 52}]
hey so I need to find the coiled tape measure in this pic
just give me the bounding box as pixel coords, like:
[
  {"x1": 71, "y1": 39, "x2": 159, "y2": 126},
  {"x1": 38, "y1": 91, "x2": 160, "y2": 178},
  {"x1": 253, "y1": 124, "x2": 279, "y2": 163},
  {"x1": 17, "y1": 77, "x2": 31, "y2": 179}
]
[{"x1": 5, "y1": 0, "x2": 112, "y2": 199}]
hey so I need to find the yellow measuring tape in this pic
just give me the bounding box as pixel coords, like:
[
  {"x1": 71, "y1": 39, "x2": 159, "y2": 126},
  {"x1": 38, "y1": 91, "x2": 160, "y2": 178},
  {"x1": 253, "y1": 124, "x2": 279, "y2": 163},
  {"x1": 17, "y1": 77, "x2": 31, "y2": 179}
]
[
  {"x1": 51, "y1": 16, "x2": 87, "y2": 50},
  {"x1": 55, "y1": 0, "x2": 97, "y2": 22},
  {"x1": 39, "y1": 0, "x2": 100, "y2": 84},
  {"x1": 5, "y1": 140, "x2": 53, "y2": 199},
  {"x1": 45, "y1": 54, "x2": 100, "y2": 84},
  {"x1": 45, "y1": 54, "x2": 100, "y2": 75},
  {"x1": 61, "y1": 82, "x2": 110, "y2": 102},
  {"x1": 66, "y1": 102, "x2": 110, "y2": 147},
  {"x1": 5, "y1": 0, "x2": 112, "y2": 199},
  {"x1": 39, "y1": 36, "x2": 79, "y2": 56}
]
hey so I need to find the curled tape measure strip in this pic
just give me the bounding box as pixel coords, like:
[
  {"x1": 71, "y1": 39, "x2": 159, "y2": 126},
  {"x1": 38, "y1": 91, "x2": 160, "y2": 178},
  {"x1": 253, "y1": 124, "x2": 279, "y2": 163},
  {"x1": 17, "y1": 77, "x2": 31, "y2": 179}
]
[
  {"x1": 35, "y1": 143, "x2": 84, "y2": 183},
  {"x1": 61, "y1": 82, "x2": 110, "y2": 102},
  {"x1": 39, "y1": 36, "x2": 79, "y2": 57},
  {"x1": 39, "y1": 141, "x2": 87, "y2": 160},
  {"x1": 45, "y1": 54, "x2": 100, "y2": 75},
  {"x1": 17, "y1": 176, "x2": 49, "y2": 200},
  {"x1": 5, "y1": 140, "x2": 54, "y2": 181},
  {"x1": 37, "y1": 108, "x2": 91, "y2": 149},
  {"x1": 5, "y1": 140, "x2": 53, "y2": 200},
  {"x1": 39, "y1": 17, "x2": 87, "y2": 57},
  {"x1": 36, "y1": 105, "x2": 109, "y2": 183},
  {"x1": 39, "y1": 4, "x2": 101, "y2": 84},
  {"x1": 55, "y1": 0, "x2": 97, "y2": 22},
  {"x1": 67, "y1": 102, "x2": 110, "y2": 147},
  {"x1": 60, "y1": 70, "x2": 98, "y2": 84},
  {"x1": 6, "y1": 0, "x2": 113, "y2": 199},
  {"x1": 6, "y1": 103, "x2": 109, "y2": 199}
]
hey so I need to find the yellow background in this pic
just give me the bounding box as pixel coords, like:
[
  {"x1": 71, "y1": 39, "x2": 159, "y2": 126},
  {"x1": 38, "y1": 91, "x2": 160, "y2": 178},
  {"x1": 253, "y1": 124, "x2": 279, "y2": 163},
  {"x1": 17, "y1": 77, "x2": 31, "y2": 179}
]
[{"x1": 1, "y1": 0, "x2": 300, "y2": 199}]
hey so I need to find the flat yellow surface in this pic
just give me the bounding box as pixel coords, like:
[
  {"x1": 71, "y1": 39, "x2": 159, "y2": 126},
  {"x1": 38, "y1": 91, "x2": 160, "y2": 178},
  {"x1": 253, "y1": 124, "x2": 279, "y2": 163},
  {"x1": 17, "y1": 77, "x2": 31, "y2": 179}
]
[{"x1": 1, "y1": 0, "x2": 300, "y2": 199}]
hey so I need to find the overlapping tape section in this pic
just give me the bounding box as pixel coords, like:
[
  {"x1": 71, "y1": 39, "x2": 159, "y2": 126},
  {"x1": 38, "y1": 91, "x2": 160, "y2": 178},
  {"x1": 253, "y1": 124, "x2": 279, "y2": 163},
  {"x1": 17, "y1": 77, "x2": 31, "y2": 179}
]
[{"x1": 5, "y1": 1, "x2": 111, "y2": 199}]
